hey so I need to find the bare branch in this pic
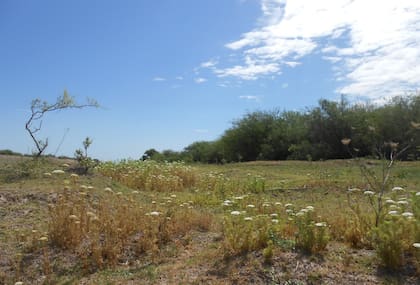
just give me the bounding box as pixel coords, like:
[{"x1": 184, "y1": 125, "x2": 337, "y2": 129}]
[{"x1": 25, "y1": 90, "x2": 99, "y2": 157}]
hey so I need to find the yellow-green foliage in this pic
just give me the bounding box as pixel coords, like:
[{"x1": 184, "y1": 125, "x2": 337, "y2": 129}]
[
  {"x1": 223, "y1": 213, "x2": 271, "y2": 255},
  {"x1": 48, "y1": 185, "x2": 212, "y2": 270},
  {"x1": 346, "y1": 187, "x2": 420, "y2": 270},
  {"x1": 413, "y1": 191, "x2": 420, "y2": 242},
  {"x1": 294, "y1": 208, "x2": 329, "y2": 254},
  {"x1": 220, "y1": 195, "x2": 330, "y2": 256},
  {"x1": 262, "y1": 240, "x2": 274, "y2": 264},
  {"x1": 344, "y1": 189, "x2": 375, "y2": 248},
  {"x1": 5, "y1": 159, "x2": 420, "y2": 283},
  {"x1": 374, "y1": 214, "x2": 414, "y2": 270},
  {"x1": 97, "y1": 160, "x2": 197, "y2": 192}
]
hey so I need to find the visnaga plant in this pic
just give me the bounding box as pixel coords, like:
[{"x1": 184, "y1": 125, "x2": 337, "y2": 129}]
[
  {"x1": 373, "y1": 197, "x2": 416, "y2": 271},
  {"x1": 343, "y1": 122, "x2": 420, "y2": 270},
  {"x1": 294, "y1": 206, "x2": 329, "y2": 254},
  {"x1": 342, "y1": 137, "x2": 410, "y2": 227}
]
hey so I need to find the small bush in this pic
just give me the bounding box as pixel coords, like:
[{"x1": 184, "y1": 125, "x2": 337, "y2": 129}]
[
  {"x1": 374, "y1": 217, "x2": 405, "y2": 270},
  {"x1": 222, "y1": 213, "x2": 271, "y2": 255},
  {"x1": 0, "y1": 149, "x2": 22, "y2": 156},
  {"x1": 245, "y1": 175, "x2": 266, "y2": 193},
  {"x1": 263, "y1": 240, "x2": 274, "y2": 264},
  {"x1": 373, "y1": 208, "x2": 417, "y2": 271},
  {"x1": 295, "y1": 209, "x2": 329, "y2": 254},
  {"x1": 345, "y1": 189, "x2": 377, "y2": 248}
]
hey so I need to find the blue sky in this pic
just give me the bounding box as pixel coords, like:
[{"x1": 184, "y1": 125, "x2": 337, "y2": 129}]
[{"x1": 1, "y1": 0, "x2": 419, "y2": 160}]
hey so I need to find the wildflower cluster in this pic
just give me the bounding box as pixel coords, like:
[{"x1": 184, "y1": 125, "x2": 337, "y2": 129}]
[
  {"x1": 290, "y1": 206, "x2": 329, "y2": 253},
  {"x1": 221, "y1": 193, "x2": 329, "y2": 256},
  {"x1": 348, "y1": 185, "x2": 420, "y2": 270},
  {"x1": 47, "y1": 173, "x2": 212, "y2": 271},
  {"x1": 221, "y1": 195, "x2": 284, "y2": 255},
  {"x1": 97, "y1": 160, "x2": 197, "y2": 192}
]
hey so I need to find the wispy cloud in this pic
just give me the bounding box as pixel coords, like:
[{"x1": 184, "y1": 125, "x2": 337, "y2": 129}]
[
  {"x1": 175, "y1": 76, "x2": 184, "y2": 80},
  {"x1": 215, "y1": 56, "x2": 280, "y2": 80},
  {"x1": 195, "y1": 77, "x2": 207, "y2": 84},
  {"x1": 200, "y1": 59, "x2": 218, "y2": 69},
  {"x1": 194, "y1": 129, "x2": 209, "y2": 133},
  {"x1": 216, "y1": 0, "x2": 420, "y2": 99},
  {"x1": 284, "y1": 61, "x2": 301, "y2": 68},
  {"x1": 322, "y1": 56, "x2": 341, "y2": 63},
  {"x1": 239, "y1": 95, "x2": 261, "y2": 102},
  {"x1": 153, "y1": 77, "x2": 166, "y2": 82},
  {"x1": 281, "y1": 83, "x2": 288, "y2": 89}
]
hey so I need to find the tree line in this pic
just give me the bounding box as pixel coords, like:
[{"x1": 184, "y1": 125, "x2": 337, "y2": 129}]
[{"x1": 145, "y1": 94, "x2": 420, "y2": 163}]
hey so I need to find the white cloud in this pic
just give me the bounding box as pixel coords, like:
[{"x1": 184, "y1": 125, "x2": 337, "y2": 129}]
[
  {"x1": 239, "y1": 95, "x2": 261, "y2": 101},
  {"x1": 284, "y1": 61, "x2": 301, "y2": 68},
  {"x1": 200, "y1": 59, "x2": 218, "y2": 69},
  {"x1": 215, "y1": 56, "x2": 280, "y2": 80},
  {"x1": 217, "y1": 0, "x2": 420, "y2": 100},
  {"x1": 322, "y1": 56, "x2": 341, "y2": 63},
  {"x1": 216, "y1": 63, "x2": 280, "y2": 80},
  {"x1": 175, "y1": 76, "x2": 184, "y2": 80},
  {"x1": 195, "y1": 77, "x2": 207, "y2": 83},
  {"x1": 153, "y1": 77, "x2": 166, "y2": 81},
  {"x1": 194, "y1": 129, "x2": 209, "y2": 133}
]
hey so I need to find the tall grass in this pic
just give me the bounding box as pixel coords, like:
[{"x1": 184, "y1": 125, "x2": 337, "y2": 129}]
[
  {"x1": 48, "y1": 184, "x2": 212, "y2": 271},
  {"x1": 8, "y1": 159, "x2": 420, "y2": 281},
  {"x1": 97, "y1": 160, "x2": 197, "y2": 192}
]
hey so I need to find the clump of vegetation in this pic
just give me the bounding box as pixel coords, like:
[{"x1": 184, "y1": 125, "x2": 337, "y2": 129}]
[
  {"x1": 220, "y1": 197, "x2": 330, "y2": 257},
  {"x1": 222, "y1": 211, "x2": 271, "y2": 255},
  {"x1": 74, "y1": 137, "x2": 97, "y2": 174},
  {"x1": 344, "y1": 188, "x2": 374, "y2": 248},
  {"x1": 294, "y1": 207, "x2": 329, "y2": 254},
  {"x1": 373, "y1": 213, "x2": 414, "y2": 270},
  {"x1": 373, "y1": 188, "x2": 420, "y2": 271},
  {"x1": 142, "y1": 94, "x2": 420, "y2": 163},
  {"x1": 0, "y1": 149, "x2": 22, "y2": 156},
  {"x1": 342, "y1": 120, "x2": 420, "y2": 271},
  {"x1": 97, "y1": 160, "x2": 198, "y2": 192},
  {"x1": 2, "y1": 149, "x2": 420, "y2": 283},
  {"x1": 48, "y1": 181, "x2": 212, "y2": 271},
  {"x1": 0, "y1": 157, "x2": 47, "y2": 183}
]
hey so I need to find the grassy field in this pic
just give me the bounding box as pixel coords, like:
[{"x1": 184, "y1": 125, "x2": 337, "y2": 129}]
[{"x1": 0, "y1": 155, "x2": 419, "y2": 284}]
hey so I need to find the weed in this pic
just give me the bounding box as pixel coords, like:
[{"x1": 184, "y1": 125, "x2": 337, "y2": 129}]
[
  {"x1": 345, "y1": 189, "x2": 375, "y2": 248},
  {"x1": 262, "y1": 241, "x2": 274, "y2": 264},
  {"x1": 46, "y1": 178, "x2": 213, "y2": 272},
  {"x1": 0, "y1": 158, "x2": 46, "y2": 182},
  {"x1": 222, "y1": 212, "x2": 271, "y2": 255},
  {"x1": 2, "y1": 157, "x2": 420, "y2": 283},
  {"x1": 374, "y1": 208, "x2": 416, "y2": 270},
  {"x1": 294, "y1": 208, "x2": 329, "y2": 254},
  {"x1": 97, "y1": 160, "x2": 197, "y2": 192}
]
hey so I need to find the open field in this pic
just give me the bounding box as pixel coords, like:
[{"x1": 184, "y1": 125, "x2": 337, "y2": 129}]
[{"x1": 0, "y1": 155, "x2": 419, "y2": 284}]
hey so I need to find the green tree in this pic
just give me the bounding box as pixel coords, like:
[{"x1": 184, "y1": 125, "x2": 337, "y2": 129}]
[
  {"x1": 142, "y1": 148, "x2": 160, "y2": 160},
  {"x1": 184, "y1": 141, "x2": 224, "y2": 163},
  {"x1": 221, "y1": 111, "x2": 277, "y2": 162}
]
